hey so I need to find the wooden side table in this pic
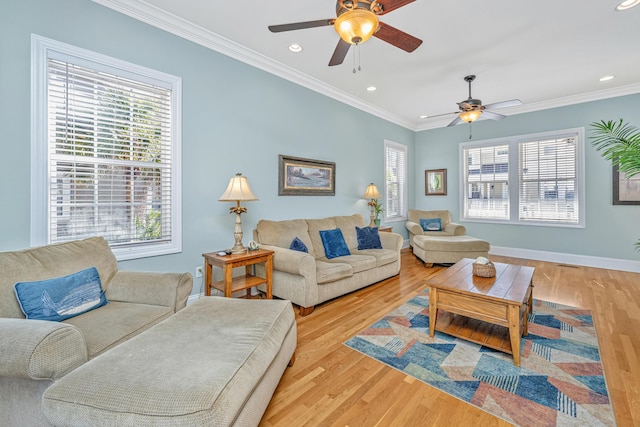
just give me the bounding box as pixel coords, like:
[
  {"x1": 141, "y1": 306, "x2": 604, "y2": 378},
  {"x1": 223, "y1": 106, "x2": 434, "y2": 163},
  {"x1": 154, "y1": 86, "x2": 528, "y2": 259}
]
[
  {"x1": 378, "y1": 226, "x2": 393, "y2": 232},
  {"x1": 202, "y1": 248, "x2": 274, "y2": 298}
]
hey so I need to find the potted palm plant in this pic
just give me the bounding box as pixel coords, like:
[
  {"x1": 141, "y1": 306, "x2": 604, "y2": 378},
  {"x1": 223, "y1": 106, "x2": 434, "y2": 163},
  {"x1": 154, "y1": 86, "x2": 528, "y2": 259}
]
[
  {"x1": 372, "y1": 199, "x2": 384, "y2": 226},
  {"x1": 590, "y1": 119, "x2": 640, "y2": 251}
]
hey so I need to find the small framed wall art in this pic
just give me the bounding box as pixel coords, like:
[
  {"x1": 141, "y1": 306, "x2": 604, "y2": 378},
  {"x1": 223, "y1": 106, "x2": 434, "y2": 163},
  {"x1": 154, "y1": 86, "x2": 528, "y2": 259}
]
[
  {"x1": 278, "y1": 155, "x2": 336, "y2": 196},
  {"x1": 613, "y1": 164, "x2": 640, "y2": 205},
  {"x1": 425, "y1": 169, "x2": 447, "y2": 196}
]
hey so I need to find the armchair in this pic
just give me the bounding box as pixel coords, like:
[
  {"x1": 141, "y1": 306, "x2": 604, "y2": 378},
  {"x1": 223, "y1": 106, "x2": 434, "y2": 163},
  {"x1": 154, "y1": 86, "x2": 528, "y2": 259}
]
[{"x1": 405, "y1": 209, "x2": 466, "y2": 247}]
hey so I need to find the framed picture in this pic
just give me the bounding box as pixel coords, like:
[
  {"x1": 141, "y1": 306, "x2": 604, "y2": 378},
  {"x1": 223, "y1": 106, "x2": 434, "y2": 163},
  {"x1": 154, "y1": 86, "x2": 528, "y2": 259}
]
[
  {"x1": 278, "y1": 155, "x2": 335, "y2": 196},
  {"x1": 425, "y1": 169, "x2": 447, "y2": 196},
  {"x1": 613, "y1": 164, "x2": 640, "y2": 205}
]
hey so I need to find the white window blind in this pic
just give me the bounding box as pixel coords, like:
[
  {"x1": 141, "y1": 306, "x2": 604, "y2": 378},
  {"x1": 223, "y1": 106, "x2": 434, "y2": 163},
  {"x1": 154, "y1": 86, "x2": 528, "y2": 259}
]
[
  {"x1": 460, "y1": 128, "x2": 584, "y2": 227},
  {"x1": 464, "y1": 144, "x2": 510, "y2": 220},
  {"x1": 384, "y1": 141, "x2": 407, "y2": 220},
  {"x1": 32, "y1": 35, "x2": 182, "y2": 259},
  {"x1": 519, "y1": 136, "x2": 578, "y2": 223}
]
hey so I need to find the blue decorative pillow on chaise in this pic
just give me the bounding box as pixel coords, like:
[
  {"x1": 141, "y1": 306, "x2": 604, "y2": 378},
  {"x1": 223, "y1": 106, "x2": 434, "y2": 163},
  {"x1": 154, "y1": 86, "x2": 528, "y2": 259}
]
[
  {"x1": 319, "y1": 228, "x2": 350, "y2": 259},
  {"x1": 420, "y1": 217, "x2": 442, "y2": 231},
  {"x1": 14, "y1": 267, "x2": 108, "y2": 322}
]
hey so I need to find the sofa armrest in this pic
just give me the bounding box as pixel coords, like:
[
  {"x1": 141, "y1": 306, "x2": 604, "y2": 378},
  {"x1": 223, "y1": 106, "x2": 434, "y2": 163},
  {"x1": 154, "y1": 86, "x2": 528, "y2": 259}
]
[
  {"x1": 444, "y1": 222, "x2": 466, "y2": 236},
  {"x1": 0, "y1": 318, "x2": 87, "y2": 380},
  {"x1": 106, "y1": 271, "x2": 193, "y2": 312},
  {"x1": 405, "y1": 221, "x2": 423, "y2": 236},
  {"x1": 379, "y1": 232, "x2": 403, "y2": 252},
  {"x1": 259, "y1": 244, "x2": 316, "y2": 279}
]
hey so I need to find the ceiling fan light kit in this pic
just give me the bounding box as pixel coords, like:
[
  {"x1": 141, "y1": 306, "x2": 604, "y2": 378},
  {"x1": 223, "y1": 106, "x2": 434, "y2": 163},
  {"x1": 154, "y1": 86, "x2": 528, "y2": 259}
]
[
  {"x1": 335, "y1": 7, "x2": 379, "y2": 44},
  {"x1": 268, "y1": 0, "x2": 422, "y2": 67}
]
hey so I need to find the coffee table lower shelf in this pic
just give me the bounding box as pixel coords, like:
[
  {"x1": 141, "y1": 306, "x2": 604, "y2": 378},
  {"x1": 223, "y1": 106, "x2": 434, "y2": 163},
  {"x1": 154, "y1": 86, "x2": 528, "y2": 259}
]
[{"x1": 433, "y1": 312, "x2": 514, "y2": 354}]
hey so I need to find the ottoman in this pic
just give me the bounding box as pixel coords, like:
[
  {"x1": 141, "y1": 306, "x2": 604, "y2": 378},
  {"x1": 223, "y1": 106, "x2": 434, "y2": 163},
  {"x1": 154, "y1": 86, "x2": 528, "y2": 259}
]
[
  {"x1": 42, "y1": 297, "x2": 296, "y2": 426},
  {"x1": 412, "y1": 235, "x2": 490, "y2": 267}
]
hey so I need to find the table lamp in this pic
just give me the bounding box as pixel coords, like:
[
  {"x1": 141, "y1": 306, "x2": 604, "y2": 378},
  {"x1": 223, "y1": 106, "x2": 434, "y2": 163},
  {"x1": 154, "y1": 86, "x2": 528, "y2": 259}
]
[
  {"x1": 218, "y1": 173, "x2": 258, "y2": 254},
  {"x1": 362, "y1": 183, "x2": 382, "y2": 227}
]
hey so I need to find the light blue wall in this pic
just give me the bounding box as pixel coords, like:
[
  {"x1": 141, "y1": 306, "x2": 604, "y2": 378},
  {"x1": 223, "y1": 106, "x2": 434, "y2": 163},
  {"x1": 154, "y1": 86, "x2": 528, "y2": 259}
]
[
  {"x1": 0, "y1": 0, "x2": 414, "y2": 284},
  {"x1": 414, "y1": 94, "x2": 640, "y2": 262}
]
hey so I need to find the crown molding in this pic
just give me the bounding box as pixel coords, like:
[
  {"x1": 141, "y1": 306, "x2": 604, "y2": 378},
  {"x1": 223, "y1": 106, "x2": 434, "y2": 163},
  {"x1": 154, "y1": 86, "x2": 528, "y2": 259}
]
[
  {"x1": 91, "y1": 0, "x2": 414, "y2": 129},
  {"x1": 93, "y1": 0, "x2": 640, "y2": 133}
]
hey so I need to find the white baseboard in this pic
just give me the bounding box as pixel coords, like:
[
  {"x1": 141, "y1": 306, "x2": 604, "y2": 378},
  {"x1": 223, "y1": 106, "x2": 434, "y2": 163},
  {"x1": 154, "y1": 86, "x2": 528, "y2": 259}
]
[{"x1": 489, "y1": 245, "x2": 640, "y2": 273}]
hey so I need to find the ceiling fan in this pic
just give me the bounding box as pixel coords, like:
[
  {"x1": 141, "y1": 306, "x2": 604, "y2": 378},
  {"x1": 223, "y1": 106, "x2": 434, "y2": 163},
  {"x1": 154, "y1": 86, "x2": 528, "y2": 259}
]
[
  {"x1": 433, "y1": 75, "x2": 522, "y2": 127},
  {"x1": 268, "y1": 0, "x2": 422, "y2": 67}
]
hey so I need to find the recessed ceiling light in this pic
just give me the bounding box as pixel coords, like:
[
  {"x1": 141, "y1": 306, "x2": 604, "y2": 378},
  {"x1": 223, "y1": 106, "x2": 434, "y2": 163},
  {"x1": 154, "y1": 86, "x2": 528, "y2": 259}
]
[
  {"x1": 366, "y1": 86, "x2": 376, "y2": 92},
  {"x1": 616, "y1": 0, "x2": 640, "y2": 10},
  {"x1": 599, "y1": 75, "x2": 615, "y2": 82},
  {"x1": 420, "y1": 115, "x2": 428, "y2": 119},
  {"x1": 288, "y1": 44, "x2": 303, "y2": 53}
]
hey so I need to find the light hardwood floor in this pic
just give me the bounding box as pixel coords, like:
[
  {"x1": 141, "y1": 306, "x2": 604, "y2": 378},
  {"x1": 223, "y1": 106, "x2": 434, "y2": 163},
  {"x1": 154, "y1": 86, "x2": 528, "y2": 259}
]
[{"x1": 260, "y1": 249, "x2": 640, "y2": 426}]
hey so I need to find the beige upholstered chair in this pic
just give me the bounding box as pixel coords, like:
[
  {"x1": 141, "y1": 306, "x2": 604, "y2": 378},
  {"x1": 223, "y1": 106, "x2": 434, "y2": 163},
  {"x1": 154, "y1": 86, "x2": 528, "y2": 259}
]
[
  {"x1": 405, "y1": 209, "x2": 489, "y2": 267},
  {"x1": 405, "y1": 209, "x2": 466, "y2": 247}
]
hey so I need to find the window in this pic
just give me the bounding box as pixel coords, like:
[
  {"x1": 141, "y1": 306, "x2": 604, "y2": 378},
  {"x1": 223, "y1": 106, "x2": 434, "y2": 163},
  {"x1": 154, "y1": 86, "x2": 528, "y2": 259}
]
[
  {"x1": 384, "y1": 140, "x2": 407, "y2": 221},
  {"x1": 31, "y1": 35, "x2": 182, "y2": 260},
  {"x1": 460, "y1": 128, "x2": 584, "y2": 227}
]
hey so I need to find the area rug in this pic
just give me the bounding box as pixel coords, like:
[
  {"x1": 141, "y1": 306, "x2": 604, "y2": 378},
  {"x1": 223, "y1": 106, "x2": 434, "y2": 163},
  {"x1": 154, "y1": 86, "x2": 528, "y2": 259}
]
[{"x1": 344, "y1": 291, "x2": 615, "y2": 426}]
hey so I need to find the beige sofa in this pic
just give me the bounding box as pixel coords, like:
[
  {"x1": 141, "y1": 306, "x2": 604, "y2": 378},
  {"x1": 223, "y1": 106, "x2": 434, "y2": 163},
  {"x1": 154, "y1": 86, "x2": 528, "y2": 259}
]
[
  {"x1": 0, "y1": 237, "x2": 193, "y2": 426},
  {"x1": 254, "y1": 214, "x2": 402, "y2": 315}
]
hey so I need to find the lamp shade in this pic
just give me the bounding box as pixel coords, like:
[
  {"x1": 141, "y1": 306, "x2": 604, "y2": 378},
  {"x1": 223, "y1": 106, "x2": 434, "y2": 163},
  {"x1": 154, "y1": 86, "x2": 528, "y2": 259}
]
[
  {"x1": 335, "y1": 9, "x2": 379, "y2": 44},
  {"x1": 459, "y1": 109, "x2": 482, "y2": 123},
  {"x1": 218, "y1": 173, "x2": 258, "y2": 202},
  {"x1": 363, "y1": 183, "x2": 382, "y2": 199}
]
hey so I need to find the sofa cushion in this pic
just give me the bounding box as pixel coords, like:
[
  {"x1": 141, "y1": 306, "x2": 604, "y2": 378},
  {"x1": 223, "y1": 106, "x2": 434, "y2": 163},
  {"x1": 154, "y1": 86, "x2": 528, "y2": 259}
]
[
  {"x1": 351, "y1": 248, "x2": 398, "y2": 267},
  {"x1": 315, "y1": 261, "x2": 353, "y2": 284},
  {"x1": 255, "y1": 219, "x2": 314, "y2": 257},
  {"x1": 325, "y1": 254, "x2": 377, "y2": 274},
  {"x1": 420, "y1": 217, "x2": 443, "y2": 232},
  {"x1": 356, "y1": 226, "x2": 382, "y2": 250},
  {"x1": 333, "y1": 214, "x2": 365, "y2": 249},
  {"x1": 319, "y1": 229, "x2": 351, "y2": 259},
  {"x1": 63, "y1": 301, "x2": 173, "y2": 358},
  {"x1": 289, "y1": 237, "x2": 308, "y2": 253},
  {"x1": 306, "y1": 217, "x2": 337, "y2": 258},
  {"x1": 14, "y1": 267, "x2": 108, "y2": 322}
]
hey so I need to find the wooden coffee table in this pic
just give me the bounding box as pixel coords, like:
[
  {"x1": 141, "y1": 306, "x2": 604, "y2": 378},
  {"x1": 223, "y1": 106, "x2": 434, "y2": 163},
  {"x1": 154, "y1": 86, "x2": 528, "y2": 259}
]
[{"x1": 426, "y1": 258, "x2": 534, "y2": 366}]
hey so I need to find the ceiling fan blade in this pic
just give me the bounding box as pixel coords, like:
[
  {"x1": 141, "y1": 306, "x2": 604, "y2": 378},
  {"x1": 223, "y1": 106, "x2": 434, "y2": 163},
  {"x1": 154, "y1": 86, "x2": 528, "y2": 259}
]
[
  {"x1": 482, "y1": 111, "x2": 507, "y2": 121},
  {"x1": 447, "y1": 116, "x2": 463, "y2": 127},
  {"x1": 426, "y1": 111, "x2": 458, "y2": 119},
  {"x1": 268, "y1": 19, "x2": 335, "y2": 33},
  {"x1": 483, "y1": 99, "x2": 522, "y2": 110},
  {"x1": 373, "y1": 22, "x2": 422, "y2": 53},
  {"x1": 376, "y1": 0, "x2": 416, "y2": 15},
  {"x1": 328, "y1": 39, "x2": 351, "y2": 66}
]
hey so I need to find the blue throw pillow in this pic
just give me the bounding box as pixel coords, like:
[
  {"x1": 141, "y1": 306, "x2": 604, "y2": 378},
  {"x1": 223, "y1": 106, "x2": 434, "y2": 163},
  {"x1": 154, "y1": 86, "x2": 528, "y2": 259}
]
[
  {"x1": 14, "y1": 267, "x2": 108, "y2": 321},
  {"x1": 420, "y1": 217, "x2": 443, "y2": 232},
  {"x1": 289, "y1": 237, "x2": 308, "y2": 253},
  {"x1": 356, "y1": 226, "x2": 383, "y2": 250},
  {"x1": 319, "y1": 228, "x2": 350, "y2": 259}
]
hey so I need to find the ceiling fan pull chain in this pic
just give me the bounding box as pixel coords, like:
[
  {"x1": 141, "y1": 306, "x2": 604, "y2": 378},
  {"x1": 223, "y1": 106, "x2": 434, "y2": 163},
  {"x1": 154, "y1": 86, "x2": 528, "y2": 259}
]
[
  {"x1": 358, "y1": 44, "x2": 362, "y2": 72},
  {"x1": 469, "y1": 123, "x2": 473, "y2": 139},
  {"x1": 353, "y1": 45, "x2": 356, "y2": 73}
]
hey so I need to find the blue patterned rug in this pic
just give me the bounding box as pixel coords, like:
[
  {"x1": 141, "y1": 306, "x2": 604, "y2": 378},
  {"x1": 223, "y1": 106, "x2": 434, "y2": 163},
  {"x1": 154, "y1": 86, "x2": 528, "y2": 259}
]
[{"x1": 344, "y1": 292, "x2": 615, "y2": 426}]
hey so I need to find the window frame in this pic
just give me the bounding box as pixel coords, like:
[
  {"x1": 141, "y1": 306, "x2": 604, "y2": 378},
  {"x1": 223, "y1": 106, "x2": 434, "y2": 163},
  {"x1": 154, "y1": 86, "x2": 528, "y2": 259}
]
[
  {"x1": 459, "y1": 128, "x2": 585, "y2": 228},
  {"x1": 383, "y1": 140, "x2": 408, "y2": 222},
  {"x1": 30, "y1": 34, "x2": 182, "y2": 260}
]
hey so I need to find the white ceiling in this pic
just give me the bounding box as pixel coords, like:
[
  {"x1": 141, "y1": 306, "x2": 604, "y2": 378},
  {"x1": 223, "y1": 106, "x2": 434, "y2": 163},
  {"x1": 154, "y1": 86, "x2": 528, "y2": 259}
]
[{"x1": 95, "y1": 0, "x2": 640, "y2": 131}]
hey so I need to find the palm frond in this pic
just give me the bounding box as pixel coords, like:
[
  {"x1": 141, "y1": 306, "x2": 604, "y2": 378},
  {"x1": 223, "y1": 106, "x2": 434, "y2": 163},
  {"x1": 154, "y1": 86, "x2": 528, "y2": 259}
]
[{"x1": 589, "y1": 119, "x2": 640, "y2": 178}]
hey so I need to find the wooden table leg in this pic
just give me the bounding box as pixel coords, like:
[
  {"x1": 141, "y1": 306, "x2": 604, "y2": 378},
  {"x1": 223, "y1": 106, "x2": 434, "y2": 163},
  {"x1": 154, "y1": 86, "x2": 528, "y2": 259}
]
[
  {"x1": 429, "y1": 287, "x2": 437, "y2": 338},
  {"x1": 204, "y1": 261, "x2": 212, "y2": 296},
  {"x1": 508, "y1": 304, "x2": 522, "y2": 367},
  {"x1": 265, "y1": 256, "x2": 273, "y2": 299},
  {"x1": 224, "y1": 264, "x2": 233, "y2": 297}
]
